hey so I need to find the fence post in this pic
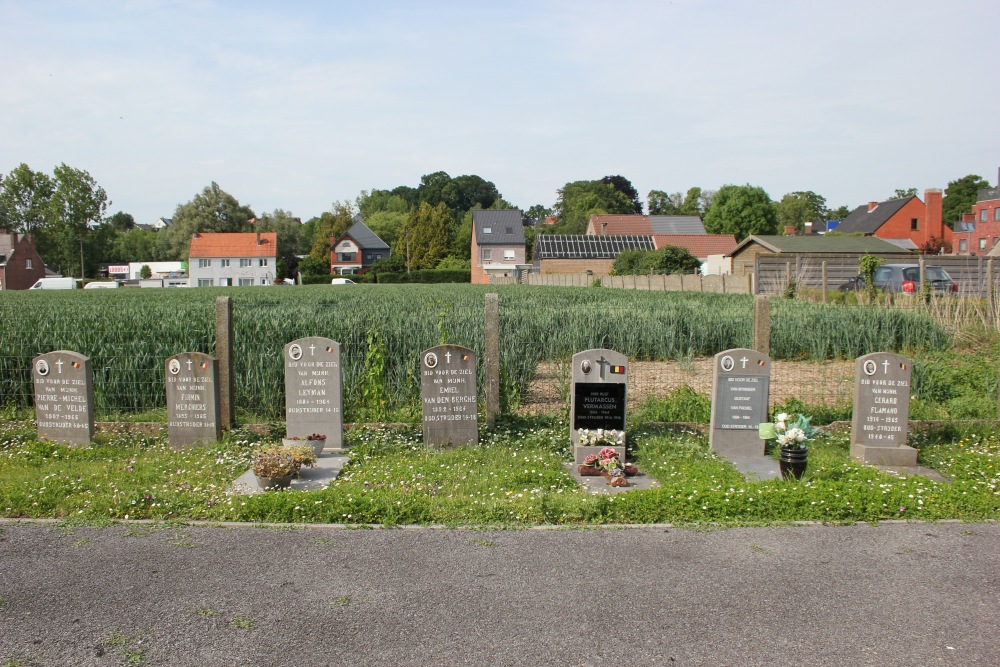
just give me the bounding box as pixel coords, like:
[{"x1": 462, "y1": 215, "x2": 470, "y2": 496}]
[
  {"x1": 821, "y1": 261, "x2": 828, "y2": 303},
  {"x1": 484, "y1": 293, "x2": 500, "y2": 424},
  {"x1": 753, "y1": 296, "x2": 770, "y2": 356},
  {"x1": 214, "y1": 296, "x2": 234, "y2": 430}
]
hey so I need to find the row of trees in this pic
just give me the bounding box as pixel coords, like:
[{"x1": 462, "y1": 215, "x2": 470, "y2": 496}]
[{"x1": 1, "y1": 162, "x2": 992, "y2": 280}]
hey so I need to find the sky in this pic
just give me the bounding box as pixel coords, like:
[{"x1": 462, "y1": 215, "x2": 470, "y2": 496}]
[{"x1": 2, "y1": 0, "x2": 998, "y2": 225}]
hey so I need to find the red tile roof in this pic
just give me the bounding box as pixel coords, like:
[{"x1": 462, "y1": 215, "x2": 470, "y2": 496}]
[
  {"x1": 189, "y1": 232, "x2": 277, "y2": 258},
  {"x1": 588, "y1": 215, "x2": 652, "y2": 235},
  {"x1": 651, "y1": 234, "x2": 738, "y2": 258}
]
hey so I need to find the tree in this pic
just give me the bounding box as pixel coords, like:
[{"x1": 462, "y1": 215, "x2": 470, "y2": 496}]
[
  {"x1": 394, "y1": 202, "x2": 453, "y2": 271},
  {"x1": 776, "y1": 191, "x2": 827, "y2": 233},
  {"x1": 943, "y1": 174, "x2": 990, "y2": 228},
  {"x1": 297, "y1": 255, "x2": 329, "y2": 279},
  {"x1": 702, "y1": 184, "x2": 778, "y2": 240},
  {"x1": 47, "y1": 163, "x2": 109, "y2": 278},
  {"x1": 140, "y1": 264, "x2": 152, "y2": 279},
  {"x1": 600, "y1": 175, "x2": 643, "y2": 214},
  {"x1": 827, "y1": 205, "x2": 851, "y2": 220},
  {"x1": 365, "y1": 210, "x2": 407, "y2": 249},
  {"x1": 161, "y1": 182, "x2": 255, "y2": 259},
  {"x1": 105, "y1": 211, "x2": 136, "y2": 231},
  {"x1": 112, "y1": 227, "x2": 162, "y2": 263},
  {"x1": 254, "y1": 209, "x2": 302, "y2": 266},
  {"x1": 611, "y1": 246, "x2": 701, "y2": 275},
  {"x1": 356, "y1": 189, "x2": 409, "y2": 220},
  {"x1": 553, "y1": 180, "x2": 635, "y2": 234},
  {"x1": 307, "y1": 202, "x2": 354, "y2": 261},
  {"x1": 647, "y1": 190, "x2": 680, "y2": 215},
  {"x1": 893, "y1": 187, "x2": 918, "y2": 199},
  {"x1": 648, "y1": 187, "x2": 707, "y2": 216},
  {"x1": 0, "y1": 163, "x2": 54, "y2": 234},
  {"x1": 526, "y1": 204, "x2": 552, "y2": 223}
]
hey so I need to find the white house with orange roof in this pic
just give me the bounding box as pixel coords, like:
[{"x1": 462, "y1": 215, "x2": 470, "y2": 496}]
[{"x1": 188, "y1": 232, "x2": 277, "y2": 287}]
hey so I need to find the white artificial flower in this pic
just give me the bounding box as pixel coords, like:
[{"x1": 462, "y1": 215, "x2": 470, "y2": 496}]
[{"x1": 776, "y1": 413, "x2": 789, "y2": 422}]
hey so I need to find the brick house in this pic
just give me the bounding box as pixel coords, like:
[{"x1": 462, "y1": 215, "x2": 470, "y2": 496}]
[
  {"x1": 330, "y1": 221, "x2": 390, "y2": 275},
  {"x1": 188, "y1": 232, "x2": 277, "y2": 287},
  {"x1": 586, "y1": 214, "x2": 705, "y2": 236},
  {"x1": 532, "y1": 234, "x2": 656, "y2": 276},
  {"x1": 471, "y1": 210, "x2": 526, "y2": 284},
  {"x1": 0, "y1": 231, "x2": 46, "y2": 290},
  {"x1": 951, "y1": 179, "x2": 1000, "y2": 255},
  {"x1": 835, "y1": 189, "x2": 952, "y2": 250}
]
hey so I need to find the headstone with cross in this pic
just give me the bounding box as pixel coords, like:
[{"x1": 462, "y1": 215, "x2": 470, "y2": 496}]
[
  {"x1": 284, "y1": 337, "x2": 343, "y2": 449},
  {"x1": 710, "y1": 348, "x2": 771, "y2": 458},
  {"x1": 165, "y1": 352, "x2": 221, "y2": 449},
  {"x1": 850, "y1": 352, "x2": 916, "y2": 466},
  {"x1": 32, "y1": 350, "x2": 95, "y2": 446},
  {"x1": 420, "y1": 344, "x2": 478, "y2": 447},
  {"x1": 570, "y1": 348, "x2": 628, "y2": 464}
]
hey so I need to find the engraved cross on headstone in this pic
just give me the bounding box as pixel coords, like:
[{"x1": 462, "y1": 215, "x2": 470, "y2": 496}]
[{"x1": 597, "y1": 355, "x2": 610, "y2": 380}]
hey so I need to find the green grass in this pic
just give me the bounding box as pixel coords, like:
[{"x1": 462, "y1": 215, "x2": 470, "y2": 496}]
[{"x1": 2, "y1": 416, "x2": 999, "y2": 526}]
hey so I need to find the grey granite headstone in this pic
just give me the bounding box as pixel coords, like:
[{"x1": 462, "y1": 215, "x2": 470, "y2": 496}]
[
  {"x1": 850, "y1": 352, "x2": 916, "y2": 466},
  {"x1": 710, "y1": 348, "x2": 771, "y2": 458},
  {"x1": 420, "y1": 344, "x2": 478, "y2": 447},
  {"x1": 570, "y1": 348, "x2": 628, "y2": 464},
  {"x1": 32, "y1": 350, "x2": 95, "y2": 446},
  {"x1": 165, "y1": 352, "x2": 221, "y2": 449},
  {"x1": 284, "y1": 337, "x2": 343, "y2": 449}
]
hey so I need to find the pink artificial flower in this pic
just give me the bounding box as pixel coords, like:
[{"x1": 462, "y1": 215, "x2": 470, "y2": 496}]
[
  {"x1": 598, "y1": 447, "x2": 619, "y2": 460},
  {"x1": 584, "y1": 454, "x2": 599, "y2": 466}
]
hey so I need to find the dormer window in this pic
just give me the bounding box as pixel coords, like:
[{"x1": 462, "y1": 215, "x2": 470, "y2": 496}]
[{"x1": 483, "y1": 227, "x2": 492, "y2": 234}]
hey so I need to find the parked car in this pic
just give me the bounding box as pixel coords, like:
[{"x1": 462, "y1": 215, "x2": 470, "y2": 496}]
[
  {"x1": 331, "y1": 278, "x2": 356, "y2": 285},
  {"x1": 83, "y1": 281, "x2": 120, "y2": 289},
  {"x1": 838, "y1": 264, "x2": 957, "y2": 295}
]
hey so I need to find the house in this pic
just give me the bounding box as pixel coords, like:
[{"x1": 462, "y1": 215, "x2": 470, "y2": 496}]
[
  {"x1": 471, "y1": 210, "x2": 526, "y2": 284},
  {"x1": 150, "y1": 217, "x2": 172, "y2": 231},
  {"x1": 952, "y1": 175, "x2": 1000, "y2": 255},
  {"x1": 835, "y1": 189, "x2": 951, "y2": 250},
  {"x1": 532, "y1": 234, "x2": 655, "y2": 276},
  {"x1": 330, "y1": 221, "x2": 390, "y2": 275},
  {"x1": 651, "y1": 234, "x2": 738, "y2": 274},
  {"x1": 586, "y1": 214, "x2": 706, "y2": 236},
  {"x1": 0, "y1": 231, "x2": 46, "y2": 290},
  {"x1": 188, "y1": 232, "x2": 277, "y2": 287}
]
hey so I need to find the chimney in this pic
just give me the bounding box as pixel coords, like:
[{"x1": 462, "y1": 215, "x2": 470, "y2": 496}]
[
  {"x1": 193, "y1": 232, "x2": 200, "y2": 238},
  {"x1": 783, "y1": 225, "x2": 796, "y2": 236},
  {"x1": 10, "y1": 232, "x2": 18, "y2": 246},
  {"x1": 256, "y1": 232, "x2": 261, "y2": 246},
  {"x1": 804, "y1": 221, "x2": 813, "y2": 234},
  {"x1": 924, "y1": 189, "x2": 943, "y2": 241},
  {"x1": 867, "y1": 202, "x2": 879, "y2": 212}
]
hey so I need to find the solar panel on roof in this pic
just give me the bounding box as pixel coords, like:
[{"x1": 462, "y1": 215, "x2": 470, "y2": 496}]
[{"x1": 534, "y1": 234, "x2": 654, "y2": 259}]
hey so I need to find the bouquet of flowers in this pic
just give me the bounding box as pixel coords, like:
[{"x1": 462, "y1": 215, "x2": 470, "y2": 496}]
[
  {"x1": 579, "y1": 446, "x2": 638, "y2": 485},
  {"x1": 758, "y1": 413, "x2": 815, "y2": 450},
  {"x1": 577, "y1": 428, "x2": 625, "y2": 447}
]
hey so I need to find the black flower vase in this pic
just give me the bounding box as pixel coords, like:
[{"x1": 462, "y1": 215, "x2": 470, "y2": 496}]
[{"x1": 779, "y1": 446, "x2": 808, "y2": 480}]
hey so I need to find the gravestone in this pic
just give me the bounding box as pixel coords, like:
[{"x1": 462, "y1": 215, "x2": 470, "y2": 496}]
[
  {"x1": 284, "y1": 337, "x2": 343, "y2": 449},
  {"x1": 32, "y1": 350, "x2": 95, "y2": 446},
  {"x1": 850, "y1": 352, "x2": 916, "y2": 466},
  {"x1": 165, "y1": 352, "x2": 221, "y2": 449},
  {"x1": 710, "y1": 348, "x2": 771, "y2": 457},
  {"x1": 570, "y1": 348, "x2": 628, "y2": 464},
  {"x1": 420, "y1": 344, "x2": 478, "y2": 447}
]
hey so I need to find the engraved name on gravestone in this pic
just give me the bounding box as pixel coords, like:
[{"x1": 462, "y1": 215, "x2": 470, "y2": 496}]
[
  {"x1": 32, "y1": 350, "x2": 95, "y2": 446},
  {"x1": 165, "y1": 352, "x2": 221, "y2": 449},
  {"x1": 420, "y1": 344, "x2": 478, "y2": 447},
  {"x1": 571, "y1": 348, "x2": 628, "y2": 464},
  {"x1": 850, "y1": 352, "x2": 916, "y2": 466},
  {"x1": 284, "y1": 337, "x2": 343, "y2": 449},
  {"x1": 710, "y1": 348, "x2": 771, "y2": 458}
]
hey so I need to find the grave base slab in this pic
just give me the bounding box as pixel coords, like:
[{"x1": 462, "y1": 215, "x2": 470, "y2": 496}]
[
  {"x1": 722, "y1": 455, "x2": 781, "y2": 482},
  {"x1": 850, "y1": 444, "x2": 918, "y2": 467},
  {"x1": 566, "y1": 463, "x2": 658, "y2": 494},
  {"x1": 231, "y1": 452, "x2": 348, "y2": 495}
]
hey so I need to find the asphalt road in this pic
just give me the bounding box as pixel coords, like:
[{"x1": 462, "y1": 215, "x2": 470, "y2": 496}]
[{"x1": 1, "y1": 521, "x2": 998, "y2": 666}]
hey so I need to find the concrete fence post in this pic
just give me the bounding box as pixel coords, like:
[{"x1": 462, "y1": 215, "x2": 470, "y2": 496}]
[
  {"x1": 753, "y1": 296, "x2": 770, "y2": 356},
  {"x1": 214, "y1": 296, "x2": 234, "y2": 430},
  {"x1": 821, "y1": 261, "x2": 828, "y2": 304},
  {"x1": 484, "y1": 293, "x2": 500, "y2": 424}
]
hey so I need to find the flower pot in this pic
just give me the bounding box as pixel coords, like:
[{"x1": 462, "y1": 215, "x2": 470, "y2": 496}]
[
  {"x1": 623, "y1": 464, "x2": 639, "y2": 477},
  {"x1": 308, "y1": 438, "x2": 326, "y2": 456},
  {"x1": 779, "y1": 445, "x2": 808, "y2": 480},
  {"x1": 284, "y1": 437, "x2": 325, "y2": 456},
  {"x1": 255, "y1": 473, "x2": 294, "y2": 490},
  {"x1": 601, "y1": 471, "x2": 627, "y2": 488},
  {"x1": 578, "y1": 464, "x2": 603, "y2": 476}
]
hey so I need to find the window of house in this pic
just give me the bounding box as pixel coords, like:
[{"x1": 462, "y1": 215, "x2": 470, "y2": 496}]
[
  {"x1": 995, "y1": 208, "x2": 1000, "y2": 221},
  {"x1": 198, "y1": 259, "x2": 211, "y2": 268},
  {"x1": 503, "y1": 249, "x2": 515, "y2": 260},
  {"x1": 982, "y1": 209, "x2": 989, "y2": 222},
  {"x1": 980, "y1": 238, "x2": 987, "y2": 251},
  {"x1": 197, "y1": 278, "x2": 214, "y2": 287},
  {"x1": 25, "y1": 259, "x2": 32, "y2": 269},
  {"x1": 337, "y1": 252, "x2": 356, "y2": 262},
  {"x1": 483, "y1": 227, "x2": 492, "y2": 234},
  {"x1": 482, "y1": 249, "x2": 492, "y2": 261},
  {"x1": 219, "y1": 278, "x2": 231, "y2": 286},
  {"x1": 239, "y1": 258, "x2": 251, "y2": 268},
  {"x1": 260, "y1": 278, "x2": 269, "y2": 286},
  {"x1": 959, "y1": 239, "x2": 967, "y2": 253},
  {"x1": 221, "y1": 259, "x2": 230, "y2": 267},
  {"x1": 910, "y1": 218, "x2": 918, "y2": 231},
  {"x1": 341, "y1": 241, "x2": 351, "y2": 247},
  {"x1": 366, "y1": 254, "x2": 372, "y2": 260},
  {"x1": 376, "y1": 254, "x2": 382, "y2": 259},
  {"x1": 259, "y1": 258, "x2": 268, "y2": 267},
  {"x1": 238, "y1": 278, "x2": 253, "y2": 286}
]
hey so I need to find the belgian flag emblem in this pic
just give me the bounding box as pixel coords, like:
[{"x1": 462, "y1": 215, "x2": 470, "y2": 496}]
[{"x1": 610, "y1": 365, "x2": 625, "y2": 374}]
